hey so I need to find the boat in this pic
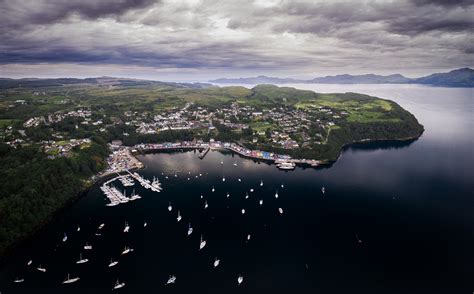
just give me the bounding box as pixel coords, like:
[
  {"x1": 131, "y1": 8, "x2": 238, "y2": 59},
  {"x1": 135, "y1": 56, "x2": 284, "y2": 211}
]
[
  {"x1": 84, "y1": 243, "x2": 92, "y2": 250},
  {"x1": 121, "y1": 246, "x2": 133, "y2": 255},
  {"x1": 238, "y1": 275, "x2": 243, "y2": 285},
  {"x1": 245, "y1": 192, "x2": 249, "y2": 199},
  {"x1": 277, "y1": 162, "x2": 295, "y2": 170},
  {"x1": 187, "y1": 223, "x2": 193, "y2": 236},
  {"x1": 37, "y1": 265, "x2": 46, "y2": 273},
  {"x1": 238, "y1": 178, "x2": 241, "y2": 182},
  {"x1": 233, "y1": 162, "x2": 238, "y2": 166},
  {"x1": 129, "y1": 189, "x2": 141, "y2": 201},
  {"x1": 123, "y1": 222, "x2": 130, "y2": 233},
  {"x1": 166, "y1": 275, "x2": 176, "y2": 285},
  {"x1": 95, "y1": 233, "x2": 102, "y2": 236},
  {"x1": 204, "y1": 200, "x2": 208, "y2": 209},
  {"x1": 260, "y1": 180, "x2": 263, "y2": 186},
  {"x1": 13, "y1": 277, "x2": 25, "y2": 283},
  {"x1": 226, "y1": 192, "x2": 230, "y2": 198},
  {"x1": 200, "y1": 194, "x2": 203, "y2": 199},
  {"x1": 321, "y1": 186, "x2": 325, "y2": 194},
  {"x1": 259, "y1": 199, "x2": 263, "y2": 205},
  {"x1": 199, "y1": 235, "x2": 206, "y2": 250},
  {"x1": 62, "y1": 233, "x2": 67, "y2": 242},
  {"x1": 275, "y1": 191, "x2": 279, "y2": 198},
  {"x1": 279, "y1": 208, "x2": 283, "y2": 214},
  {"x1": 220, "y1": 160, "x2": 223, "y2": 165},
  {"x1": 27, "y1": 259, "x2": 32, "y2": 266},
  {"x1": 76, "y1": 253, "x2": 88, "y2": 264},
  {"x1": 62, "y1": 273, "x2": 80, "y2": 284},
  {"x1": 247, "y1": 234, "x2": 251, "y2": 241},
  {"x1": 281, "y1": 183, "x2": 284, "y2": 188},
  {"x1": 177, "y1": 211, "x2": 182, "y2": 222},
  {"x1": 168, "y1": 202, "x2": 172, "y2": 211},
  {"x1": 113, "y1": 279, "x2": 125, "y2": 290},
  {"x1": 241, "y1": 209, "x2": 245, "y2": 215},
  {"x1": 143, "y1": 221, "x2": 147, "y2": 227},
  {"x1": 250, "y1": 188, "x2": 254, "y2": 192},
  {"x1": 222, "y1": 175, "x2": 226, "y2": 182},
  {"x1": 211, "y1": 186, "x2": 215, "y2": 192},
  {"x1": 108, "y1": 259, "x2": 118, "y2": 267},
  {"x1": 98, "y1": 223, "x2": 105, "y2": 230},
  {"x1": 77, "y1": 226, "x2": 80, "y2": 232},
  {"x1": 214, "y1": 258, "x2": 220, "y2": 268}
]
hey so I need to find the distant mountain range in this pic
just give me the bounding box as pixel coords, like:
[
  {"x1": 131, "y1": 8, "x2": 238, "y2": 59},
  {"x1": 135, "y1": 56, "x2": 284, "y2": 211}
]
[{"x1": 209, "y1": 68, "x2": 474, "y2": 87}]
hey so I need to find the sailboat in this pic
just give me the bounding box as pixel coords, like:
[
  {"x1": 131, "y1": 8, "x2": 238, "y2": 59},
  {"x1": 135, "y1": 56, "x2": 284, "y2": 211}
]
[
  {"x1": 62, "y1": 233, "x2": 67, "y2": 242},
  {"x1": 281, "y1": 183, "x2": 284, "y2": 188},
  {"x1": 168, "y1": 202, "x2": 172, "y2": 211},
  {"x1": 123, "y1": 222, "x2": 130, "y2": 233},
  {"x1": 220, "y1": 160, "x2": 223, "y2": 165},
  {"x1": 121, "y1": 246, "x2": 133, "y2": 255},
  {"x1": 204, "y1": 200, "x2": 208, "y2": 209},
  {"x1": 245, "y1": 192, "x2": 249, "y2": 199},
  {"x1": 241, "y1": 209, "x2": 246, "y2": 215},
  {"x1": 259, "y1": 199, "x2": 263, "y2": 205},
  {"x1": 76, "y1": 253, "x2": 88, "y2": 264},
  {"x1": 62, "y1": 273, "x2": 80, "y2": 284},
  {"x1": 113, "y1": 279, "x2": 125, "y2": 290},
  {"x1": 214, "y1": 258, "x2": 220, "y2": 268},
  {"x1": 321, "y1": 186, "x2": 325, "y2": 194},
  {"x1": 13, "y1": 277, "x2": 25, "y2": 283},
  {"x1": 279, "y1": 208, "x2": 283, "y2": 214},
  {"x1": 238, "y1": 275, "x2": 244, "y2": 285},
  {"x1": 187, "y1": 223, "x2": 193, "y2": 236},
  {"x1": 211, "y1": 186, "x2": 215, "y2": 192},
  {"x1": 199, "y1": 235, "x2": 206, "y2": 250},
  {"x1": 27, "y1": 259, "x2": 32, "y2": 266},
  {"x1": 37, "y1": 265, "x2": 46, "y2": 272},
  {"x1": 238, "y1": 178, "x2": 242, "y2": 182},
  {"x1": 226, "y1": 192, "x2": 230, "y2": 198},
  {"x1": 77, "y1": 226, "x2": 80, "y2": 232},
  {"x1": 108, "y1": 259, "x2": 118, "y2": 267},
  {"x1": 222, "y1": 174, "x2": 226, "y2": 182},
  {"x1": 166, "y1": 275, "x2": 176, "y2": 285},
  {"x1": 84, "y1": 243, "x2": 92, "y2": 250},
  {"x1": 233, "y1": 162, "x2": 238, "y2": 166},
  {"x1": 177, "y1": 211, "x2": 182, "y2": 222},
  {"x1": 247, "y1": 234, "x2": 251, "y2": 241},
  {"x1": 250, "y1": 188, "x2": 254, "y2": 192},
  {"x1": 260, "y1": 180, "x2": 263, "y2": 186},
  {"x1": 143, "y1": 221, "x2": 147, "y2": 227},
  {"x1": 275, "y1": 190, "x2": 279, "y2": 198}
]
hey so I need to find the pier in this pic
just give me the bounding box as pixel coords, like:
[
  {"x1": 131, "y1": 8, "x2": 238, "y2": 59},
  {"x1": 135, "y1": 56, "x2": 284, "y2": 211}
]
[{"x1": 198, "y1": 147, "x2": 210, "y2": 159}]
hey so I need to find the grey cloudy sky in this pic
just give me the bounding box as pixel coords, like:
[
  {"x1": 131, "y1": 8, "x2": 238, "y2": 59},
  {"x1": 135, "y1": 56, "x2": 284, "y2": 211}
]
[{"x1": 0, "y1": 0, "x2": 472, "y2": 81}]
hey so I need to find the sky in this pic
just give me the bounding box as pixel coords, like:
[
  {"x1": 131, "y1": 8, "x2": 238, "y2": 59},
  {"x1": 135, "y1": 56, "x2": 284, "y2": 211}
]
[{"x1": 0, "y1": 0, "x2": 473, "y2": 82}]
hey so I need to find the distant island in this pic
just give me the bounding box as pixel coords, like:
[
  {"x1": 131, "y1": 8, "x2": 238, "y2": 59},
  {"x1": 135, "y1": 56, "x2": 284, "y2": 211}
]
[
  {"x1": 0, "y1": 78, "x2": 424, "y2": 257},
  {"x1": 209, "y1": 68, "x2": 474, "y2": 88}
]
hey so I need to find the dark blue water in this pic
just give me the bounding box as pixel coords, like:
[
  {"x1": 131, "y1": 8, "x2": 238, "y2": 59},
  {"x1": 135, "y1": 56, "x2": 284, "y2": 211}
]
[{"x1": 1, "y1": 85, "x2": 473, "y2": 294}]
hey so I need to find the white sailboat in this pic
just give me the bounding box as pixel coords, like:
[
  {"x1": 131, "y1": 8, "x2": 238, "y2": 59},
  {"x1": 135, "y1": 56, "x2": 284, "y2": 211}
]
[
  {"x1": 213, "y1": 258, "x2": 220, "y2": 268},
  {"x1": 84, "y1": 243, "x2": 92, "y2": 250},
  {"x1": 250, "y1": 188, "x2": 254, "y2": 192},
  {"x1": 199, "y1": 235, "x2": 206, "y2": 250},
  {"x1": 241, "y1": 209, "x2": 246, "y2": 215},
  {"x1": 275, "y1": 190, "x2": 279, "y2": 198},
  {"x1": 121, "y1": 246, "x2": 133, "y2": 255},
  {"x1": 168, "y1": 201, "x2": 172, "y2": 211},
  {"x1": 220, "y1": 160, "x2": 223, "y2": 165},
  {"x1": 279, "y1": 208, "x2": 283, "y2": 214},
  {"x1": 238, "y1": 275, "x2": 243, "y2": 285},
  {"x1": 238, "y1": 178, "x2": 242, "y2": 182},
  {"x1": 281, "y1": 183, "x2": 284, "y2": 188},
  {"x1": 166, "y1": 275, "x2": 176, "y2": 285},
  {"x1": 113, "y1": 279, "x2": 125, "y2": 290},
  {"x1": 123, "y1": 222, "x2": 130, "y2": 233},
  {"x1": 62, "y1": 273, "x2": 80, "y2": 284},
  {"x1": 204, "y1": 200, "x2": 208, "y2": 209},
  {"x1": 14, "y1": 277, "x2": 25, "y2": 283},
  {"x1": 108, "y1": 259, "x2": 118, "y2": 267},
  {"x1": 27, "y1": 259, "x2": 32, "y2": 266},
  {"x1": 187, "y1": 223, "x2": 193, "y2": 236},
  {"x1": 245, "y1": 192, "x2": 249, "y2": 199},
  {"x1": 260, "y1": 180, "x2": 263, "y2": 186},
  {"x1": 259, "y1": 199, "x2": 263, "y2": 205},
  {"x1": 222, "y1": 175, "x2": 226, "y2": 182},
  {"x1": 177, "y1": 210, "x2": 182, "y2": 222},
  {"x1": 76, "y1": 253, "x2": 88, "y2": 264},
  {"x1": 37, "y1": 265, "x2": 46, "y2": 272},
  {"x1": 321, "y1": 186, "x2": 325, "y2": 194},
  {"x1": 211, "y1": 186, "x2": 215, "y2": 192},
  {"x1": 226, "y1": 192, "x2": 230, "y2": 198},
  {"x1": 77, "y1": 226, "x2": 80, "y2": 232},
  {"x1": 143, "y1": 221, "x2": 147, "y2": 227},
  {"x1": 247, "y1": 234, "x2": 251, "y2": 241},
  {"x1": 62, "y1": 233, "x2": 67, "y2": 242},
  {"x1": 233, "y1": 162, "x2": 238, "y2": 166}
]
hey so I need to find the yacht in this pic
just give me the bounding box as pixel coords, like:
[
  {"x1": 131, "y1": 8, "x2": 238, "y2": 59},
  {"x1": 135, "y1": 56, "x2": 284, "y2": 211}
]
[
  {"x1": 84, "y1": 243, "x2": 92, "y2": 250},
  {"x1": 213, "y1": 258, "x2": 220, "y2": 268},
  {"x1": 113, "y1": 279, "x2": 125, "y2": 290},
  {"x1": 259, "y1": 199, "x2": 263, "y2": 205},
  {"x1": 37, "y1": 265, "x2": 46, "y2": 273},
  {"x1": 108, "y1": 259, "x2": 118, "y2": 267},
  {"x1": 241, "y1": 209, "x2": 246, "y2": 215},
  {"x1": 238, "y1": 275, "x2": 243, "y2": 285},
  {"x1": 76, "y1": 253, "x2": 88, "y2": 264},
  {"x1": 277, "y1": 162, "x2": 295, "y2": 170},
  {"x1": 260, "y1": 180, "x2": 263, "y2": 186},
  {"x1": 177, "y1": 211, "x2": 182, "y2": 222},
  {"x1": 129, "y1": 189, "x2": 141, "y2": 201},
  {"x1": 123, "y1": 222, "x2": 130, "y2": 233},
  {"x1": 13, "y1": 277, "x2": 25, "y2": 283},
  {"x1": 199, "y1": 235, "x2": 206, "y2": 250},
  {"x1": 62, "y1": 233, "x2": 67, "y2": 242},
  {"x1": 62, "y1": 273, "x2": 80, "y2": 284},
  {"x1": 121, "y1": 246, "x2": 133, "y2": 255},
  {"x1": 279, "y1": 208, "x2": 283, "y2": 214},
  {"x1": 187, "y1": 223, "x2": 193, "y2": 236},
  {"x1": 166, "y1": 275, "x2": 176, "y2": 285},
  {"x1": 168, "y1": 202, "x2": 172, "y2": 211}
]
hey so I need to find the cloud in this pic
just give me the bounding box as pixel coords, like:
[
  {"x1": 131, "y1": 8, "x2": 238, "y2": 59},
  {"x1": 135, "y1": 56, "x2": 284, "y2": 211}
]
[{"x1": 0, "y1": 0, "x2": 472, "y2": 78}]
